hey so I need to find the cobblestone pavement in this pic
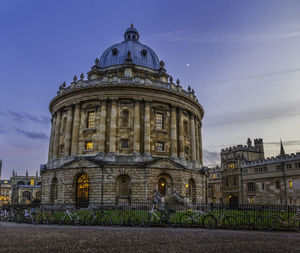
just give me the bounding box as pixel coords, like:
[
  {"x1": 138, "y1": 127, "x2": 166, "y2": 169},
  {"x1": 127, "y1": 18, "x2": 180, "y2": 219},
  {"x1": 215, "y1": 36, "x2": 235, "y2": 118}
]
[{"x1": 0, "y1": 222, "x2": 299, "y2": 253}]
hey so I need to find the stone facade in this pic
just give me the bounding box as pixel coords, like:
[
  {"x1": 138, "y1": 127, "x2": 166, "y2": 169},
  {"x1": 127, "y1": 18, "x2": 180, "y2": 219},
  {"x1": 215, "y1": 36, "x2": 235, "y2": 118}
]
[
  {"x1": 41, "y1": 26, "x2": 206, "y2": 206},
  {"x1": 207, "y1": 166, "x2": 222, "y2": 204},
  {"x1": 241, "y1": 153, "x2": 300, "y2": 205},
  {"x1": 0, "y1": 180, "x2": 11, "y2": 205}
]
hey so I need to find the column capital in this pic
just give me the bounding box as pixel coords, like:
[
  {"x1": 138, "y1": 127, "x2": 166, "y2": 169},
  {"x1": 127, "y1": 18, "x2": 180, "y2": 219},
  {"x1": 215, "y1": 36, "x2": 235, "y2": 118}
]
[
  {"x1": 144, "y1": 99, "x2": 152, "y2": 106},
  {"x1": 134, "y1": 98, "x2": 143, "y2": 103},
  {"x1": 110, "y1": 97, "x2": 118, "y2": 105}
]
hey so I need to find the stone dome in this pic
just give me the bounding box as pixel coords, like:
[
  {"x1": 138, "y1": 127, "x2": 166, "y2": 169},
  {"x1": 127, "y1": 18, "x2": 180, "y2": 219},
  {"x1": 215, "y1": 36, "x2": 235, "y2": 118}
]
[{"x1": 98, "y1": 25, "x2": 160, "y2": 70}]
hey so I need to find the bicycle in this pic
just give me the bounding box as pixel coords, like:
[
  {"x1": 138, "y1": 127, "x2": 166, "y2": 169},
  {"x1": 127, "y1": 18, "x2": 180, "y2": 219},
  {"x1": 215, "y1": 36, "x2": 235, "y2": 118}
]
[
  {"x1": 110, "y1": 206, "x2": 143, "y2": 227},
  {"x1": 143, "y1": 204, "x2": 176, "y2": 228},
  {"x1": 179, "y1": 208, "x2": 209, "y2": 227},
  {"x1": 35, "y1": 207, "x2": 57, "y2": 224},
  {"x1": 83, "y1": 207, "x2": 112, "y2": 226},
  {"x1": 268, "y1": 210, "x2": 300, "y2": 232},
  {"x1": 58, "y1": 208, "x2": 83, "y2": 225},
  {"x1": 202, "y1": 208, "x2": 236, "y2": 229},
  {"x1": 14, "y1": 208, "x2": 37, "y2": 224}
]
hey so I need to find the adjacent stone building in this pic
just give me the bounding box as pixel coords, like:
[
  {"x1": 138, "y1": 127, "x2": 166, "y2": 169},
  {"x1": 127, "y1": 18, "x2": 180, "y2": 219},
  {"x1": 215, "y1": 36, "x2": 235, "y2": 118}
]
[
  {"x1": 41, "y1": 25, "x2": 206, "y2": 206},
  {"x1": 0, "y1": 179, "x2": 11, "y2": 205},
  {"x1": 241, "y1": 152, "x2": 300, "y2": 205},
  {"x1": 10, "y1": 170, "x2": 42, "y2": 204}
]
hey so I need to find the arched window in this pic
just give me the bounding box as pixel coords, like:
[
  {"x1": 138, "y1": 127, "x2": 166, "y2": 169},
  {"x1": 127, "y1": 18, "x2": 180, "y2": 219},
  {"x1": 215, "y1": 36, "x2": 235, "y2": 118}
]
[
  {"x1": 121, "y1": 110, "x2": 129, "y2": 128},
  {"x1": 188, "y1": 178, "x2": 196, "y2": 203},
  {"x1": 22, "y1": 191, "x2": 31, "y2": 202},
  {"x1": 158, "y1": 178, "x2": 166, "y2": 195},
  {"x1": 184, "y1": 120, "x2": 189, "y2": 136},
  {"x1": 17, "y1": 181, "x2": 25, "y2": 185},
  {"x1": 50, "y1": 177, "x2": 58, "y2": 202},
  {"x1": 117, "y1": 175, "x2": 131, "y2": 198},
  {"x1": 36, "y1": 191, "x2": 41, "y2": 200},
  {"x1": 76, "y1": 174, "x2": 89, "y2": 203}
]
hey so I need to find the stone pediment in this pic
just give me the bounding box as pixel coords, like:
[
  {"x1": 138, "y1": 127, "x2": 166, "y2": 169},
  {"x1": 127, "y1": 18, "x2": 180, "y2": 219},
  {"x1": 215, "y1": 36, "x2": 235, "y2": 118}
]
[
  {"x1": 146, "y1": 158, "x2": 186, "y2": 170},
  {"x1": 61, "y1": 157, "x2": 99, "y2": 169}
]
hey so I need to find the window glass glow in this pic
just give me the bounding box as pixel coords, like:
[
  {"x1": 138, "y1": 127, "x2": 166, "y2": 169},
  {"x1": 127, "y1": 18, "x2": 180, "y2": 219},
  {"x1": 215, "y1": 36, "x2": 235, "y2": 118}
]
[{"x1": 86, "y1": 141, "x2": 93, "y2": 150}]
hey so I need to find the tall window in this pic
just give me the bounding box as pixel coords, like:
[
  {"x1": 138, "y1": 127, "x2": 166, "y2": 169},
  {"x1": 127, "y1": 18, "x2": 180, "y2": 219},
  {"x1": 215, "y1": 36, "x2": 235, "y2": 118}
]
[
  {"x1": 289, "y1": 181, "x2": 293, "y2": 189},
  {"x1": 156, "y1": 113, "x2": 164, "y2": 130},
  {"x1": 77, "y1": 174, "x2": 89, "y2": 203},
  {"x1": 87, "y1": 112, "x2": 95, "y2": 128},
  {"x1": 121, "y1": 110, "x2": 129, "y2": 128},
  {"x1": 22, "y1": 191, "x2": 31, "y2": 202},
  {"x1": 247, "y1": 182, "x2": 255, "y2": 192},
  {"x1": 158, "y1": 178, "x2": 166, "y2": 195},
  {"x1": 184, "y1": 121, "x2": 189, "y2": 136}
]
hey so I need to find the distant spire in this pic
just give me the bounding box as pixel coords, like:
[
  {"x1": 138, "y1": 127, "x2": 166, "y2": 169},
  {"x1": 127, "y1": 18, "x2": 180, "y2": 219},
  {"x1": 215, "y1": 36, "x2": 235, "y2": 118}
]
[
  {"x1": 26, "y1": 170, "x2": 28, "y2": 177},
  {"x1": 280, "y1": 139, "x2": 285, "y2": 156}
]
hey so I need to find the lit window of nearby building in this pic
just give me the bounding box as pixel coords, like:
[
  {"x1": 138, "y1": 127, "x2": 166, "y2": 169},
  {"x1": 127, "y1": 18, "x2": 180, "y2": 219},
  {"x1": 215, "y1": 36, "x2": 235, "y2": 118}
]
[
  {"x1": 156, "y1": 113, "x2": 164, "y2": 130},
  {"x1": 156, "y1": 141, "x2": 164, "y2": 152},
  {"x1": 228, "y1": 163, "x2": 235, "y2": 169},
  {"x1": 85, "y1": 141, "x2": 93, "y2": 150},
  {"x1": 250, "y1": 197, "x2": 254, "y2": 203},
  {"x1": 289, "y1": 181, "x2": 293, "y2": 189},
  {"x1": 87, "y1": 112, "x2": 95, "y2": 128},
  {"x1": 212, "y1": 174, "x2": 216, "y2": 180},
  {"x1": 30, "y1": 179, "x2": 34, "y2": 186}
]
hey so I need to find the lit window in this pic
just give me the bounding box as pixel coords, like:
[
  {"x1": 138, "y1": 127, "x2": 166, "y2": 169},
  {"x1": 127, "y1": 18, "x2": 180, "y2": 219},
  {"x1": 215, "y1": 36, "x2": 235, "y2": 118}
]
[
  {"x1": 289, "y1": 181, "x2": 293, "y2": 189},
  {"x1": 250, "y1": 197, "x2": 254, "y2": 203},
  {"x1": 212, "y1": 174, "x2": 216, "y2": 179},
  {"x1": 30, "y1": 179, "x2": 34, "y2": 186},
  {"x1": 156, "y1": 141, "x2": 164, "y2": 151},
  {"x1": 85, "y1": 141, "x2": 93, "y2": 150},
  {"x1": 87, "y1": 112, "x2": 95, "y2": 128},
  {"x1": 228, "y1": 163, "x2": 235, "y2": 169},
  {"x1": 158, "y1": 178, "x2": 166, "y2": 195},
  {"x1": 156, "y1": 113, "x2": 163, "y2": 130},
  {"x1": 121, "y1": 139, "x2": 129, "y2": 149}
]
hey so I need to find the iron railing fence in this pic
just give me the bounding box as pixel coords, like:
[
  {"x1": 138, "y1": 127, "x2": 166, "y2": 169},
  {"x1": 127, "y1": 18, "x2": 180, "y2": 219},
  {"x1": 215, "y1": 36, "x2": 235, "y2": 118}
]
[{"x1": 1, "y1": 202, "x2": 299, "y2": 231}]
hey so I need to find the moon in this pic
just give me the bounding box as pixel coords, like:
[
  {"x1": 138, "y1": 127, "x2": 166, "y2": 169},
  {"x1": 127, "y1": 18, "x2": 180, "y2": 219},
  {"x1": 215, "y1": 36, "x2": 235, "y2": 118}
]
[{"x1": 187, "y1": 63, "x2": 190, "y2": 67}]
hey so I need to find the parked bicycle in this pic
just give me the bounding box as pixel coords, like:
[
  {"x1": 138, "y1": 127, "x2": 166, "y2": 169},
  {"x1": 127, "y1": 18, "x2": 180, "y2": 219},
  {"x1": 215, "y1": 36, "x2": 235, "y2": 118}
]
[
  {"x1": 58, "y1": 208, "x2": 84, "y2": 225},
  {"x1": 202, "y1": 208, "x2": 236, "y2": 229},
  {"x1": 14, "y1": 208, "x2": 37, "y2": 224},
  {"x1": 179, "y1": 208, "x2": 209, "y2": 227},
  {"x1": 143, "y1": 204, "x2": 176, "y2": 228},
  {"x1": 268, "y1": 209, "x2": 300, "y2": 232},
  {"x1": 35, "y1": 207, "x2": 57, "y2": 224},
  {"x1": 84, "y1": 207, "x2": 112, "y2": 226},
  {"x1": 110, "y1": 205, "x2": 143, "y2": 227}
]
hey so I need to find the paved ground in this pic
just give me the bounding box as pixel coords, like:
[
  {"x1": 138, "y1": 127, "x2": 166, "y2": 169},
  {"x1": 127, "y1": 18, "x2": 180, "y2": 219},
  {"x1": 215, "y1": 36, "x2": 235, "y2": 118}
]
[{"x1": 0, "y1": 222, "x2": 299, "y2": 253}]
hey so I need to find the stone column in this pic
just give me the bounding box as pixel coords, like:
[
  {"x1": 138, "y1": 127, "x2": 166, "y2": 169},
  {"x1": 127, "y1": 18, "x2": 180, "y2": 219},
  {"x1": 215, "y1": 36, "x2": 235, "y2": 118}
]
[
  {"x1": 170, "y1": 106, "x2": 177, "y2": 158},
  {"x1": 99, "y1": 99, "x2": 107, "y2": 153},
  {"x1": 198, "y1": 122, "x2": 203, "y2": 164},
  {"x1": 52, "y1": 110, "x2": 62, "y2": 159},
  {"x1": 190, "y1": 115, "x2": 197, "y2": 161},
  {"x1": 109, "y1": 98, "x2": 118, "y2": 154},
  {"x1": 71, "y1": 103, "x2": 80, "y2": 155},
  {"x1": 64, "y1": 106, "x2": 73, "y2": 156},
  {"x1": 144, "y1": 100, "x2": 151, "y2": 156},
  {"x1": 195, "y1": 118, "x2": 200, "y2": 162},
  {"x1": 133, "y1": 99, "x2": 141, "y2": 154},
  {"x1": 48, "y1": 116, "x2": 56, "y2": 161},
  {"x1": 178, "y1": 108, "x2": 185, "y2": 159}
]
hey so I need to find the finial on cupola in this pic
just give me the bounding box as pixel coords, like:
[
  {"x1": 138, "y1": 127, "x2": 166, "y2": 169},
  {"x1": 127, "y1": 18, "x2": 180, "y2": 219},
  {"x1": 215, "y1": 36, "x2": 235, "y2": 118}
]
[
  {"x1": 131, "y1": 23, "x2": 134, "y2": 28},
  {"x1": 169, "y1": 76, "x2": 173, "y2": 83},
  {"x1": 95, "y1": 58, "x2": 99, "y2": 65},
  {"x1": 73, "y1": 75, "x2": 77, "y2": 82},
  {"x1": 176, "y1": 78, "x2": 180, "y2": 85},
  {"x1": 80, "y1": 73, "x2": 84, "y2": 80}
]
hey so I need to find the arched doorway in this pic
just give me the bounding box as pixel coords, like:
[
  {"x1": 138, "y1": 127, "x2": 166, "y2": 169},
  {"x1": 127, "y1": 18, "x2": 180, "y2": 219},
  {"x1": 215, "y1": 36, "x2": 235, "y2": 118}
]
[
  {"x1": 158, "y1": 178, "x2": 167, "y2": 195},
  {"x1": 116, "y1": 175, "x2": 131, "y2": 204},
  {"x1": 76, "y1": 174, "x2": 89, "y2": 204},
  {"x1": 50, "y1": 177, "x2": 58, "y2": 202}
]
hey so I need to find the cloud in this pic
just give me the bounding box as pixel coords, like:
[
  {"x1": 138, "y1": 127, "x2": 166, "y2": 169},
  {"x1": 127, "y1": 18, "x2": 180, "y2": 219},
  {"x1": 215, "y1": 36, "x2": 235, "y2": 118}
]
[
  {"x1": 265, "y1": 140, "x2": 300, "y2": 146},
  {"x1": 203, "y1": 149, "x2": 220, "y2": 167},
  {"x1": 15, "y1": 128, "x2": 49, "y2": 140},
  {"x1": 6, "y1": 110, "x2": 50, "y2": 125},
  {"x1": 147, "y1": 30, "x2": 300, "y2": 44},
  {"x1": 217, "y1": 68, "x2": 300, "y2": 82}
]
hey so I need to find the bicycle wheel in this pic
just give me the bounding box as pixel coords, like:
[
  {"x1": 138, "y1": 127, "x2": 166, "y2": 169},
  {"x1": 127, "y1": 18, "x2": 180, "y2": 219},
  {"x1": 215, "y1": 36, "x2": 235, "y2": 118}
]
[
  {"x1": 58, "y1": 214, "x2": 67, "y2": 225},
  {"x1": 100, "y1": 214, "x2": 112, "y2": 226},
  {"x1": 47, "y1": 213, "x2": 57, "y2": 225},
  {"x1": 290, "y1": 219, "x2": 300, "y2": 232},
  {"x1": 35, "y1": 213, "x2": 44, "y2": 224},
  {"x1": 84, "y1": 213, "x2": 96, "y2": 225},
  {"x1": 268, "y1": 215, "x2": 281, "y2": 231},
  {"x1": 14, "y1": 213, "x2": 24, "y2": 224},
  {"x1": 221, "y1": 215, "x2": 236, "y2": 229},
  {"x1": 143, "y1": 214, "x2": 153, "y2": 227},
  {"x1": 111, "y1": 212, "x2": 124, "y2": 226},
  {"x1": 130, "y1": 213, "x2": 143, "y2": 227},
  {"x1": 162, "y1": 212, "x2": 176, "y2": 228},
  {"x1": 31, "y1": 213, "x2": 38, "y2": 225},
  {"x1": 256, "y1": 215, "x2": 273, "y2": 231},
  {"x1": 179, "y1": 214, "x2": 193, "y2": 227},
  {"x1": 202, "y1": 214, "x2": 217, "y2": 229}
]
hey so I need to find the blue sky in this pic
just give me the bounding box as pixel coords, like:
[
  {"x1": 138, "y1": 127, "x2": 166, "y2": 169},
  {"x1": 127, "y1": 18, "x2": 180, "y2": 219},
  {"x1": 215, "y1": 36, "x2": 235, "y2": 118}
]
[{"x1": 0, "y1": 0, "x2": 300, "y2": 178}]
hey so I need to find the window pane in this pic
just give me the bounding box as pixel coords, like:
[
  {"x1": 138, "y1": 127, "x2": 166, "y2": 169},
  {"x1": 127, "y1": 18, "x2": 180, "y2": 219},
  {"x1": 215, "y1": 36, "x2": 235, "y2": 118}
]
[
  {"x1": 156, "y1": 113, "x2": 163, "y2": 130},
  {"x1": 87, "y1": 112, "x2": 95, "y2": 128},
  {"x1": 86, "y1": 142, "x2": 93, "y2": 150}
]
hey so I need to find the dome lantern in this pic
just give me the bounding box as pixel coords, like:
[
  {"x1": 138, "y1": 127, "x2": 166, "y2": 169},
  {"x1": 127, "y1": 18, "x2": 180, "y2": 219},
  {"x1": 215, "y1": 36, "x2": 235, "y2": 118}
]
[{"x1": 124, "y1": 24, "x2": 140, "y2": 41}]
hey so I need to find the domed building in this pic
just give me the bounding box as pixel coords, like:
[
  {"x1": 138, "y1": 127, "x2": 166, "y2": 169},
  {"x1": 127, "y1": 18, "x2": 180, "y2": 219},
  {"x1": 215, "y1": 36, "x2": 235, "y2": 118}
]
[{"x1": 41, "y1": 25, "x2": 206, "y2": 206}]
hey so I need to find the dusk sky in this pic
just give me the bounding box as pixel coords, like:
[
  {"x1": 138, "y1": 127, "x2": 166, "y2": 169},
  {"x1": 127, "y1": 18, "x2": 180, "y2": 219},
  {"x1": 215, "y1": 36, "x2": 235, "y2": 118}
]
[{"x1": 0, "y1": 0, "x2": 300, "y2": 179}]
